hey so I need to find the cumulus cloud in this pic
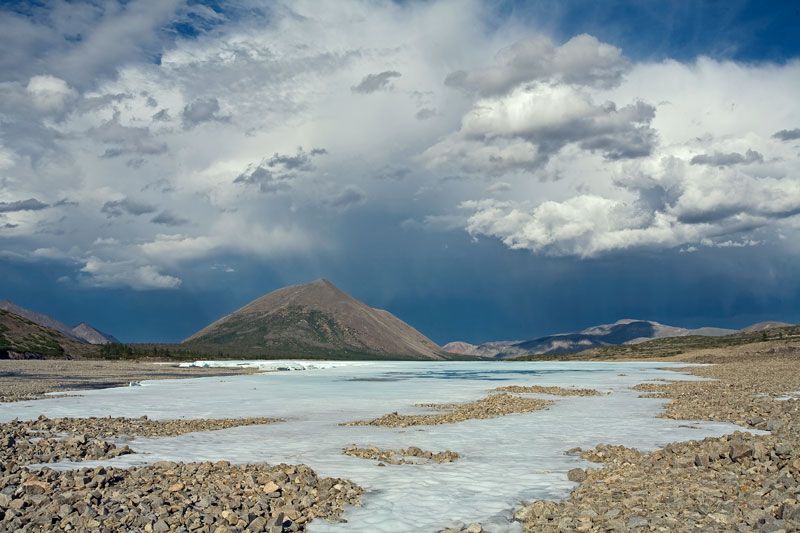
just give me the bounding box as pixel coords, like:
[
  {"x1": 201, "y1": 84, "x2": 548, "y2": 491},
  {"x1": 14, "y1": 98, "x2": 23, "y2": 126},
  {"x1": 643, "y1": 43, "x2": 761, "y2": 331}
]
[
  {"x1": 351, "y1": 70, "x2": 401, "y2": 93},
  {"x1": 101, "y1": 198, "x2": 158, "y2": 218},
  {"x1": 26, "y1": 75, "x2": 78, "y2": 112},
  {"x1": 0, "y1": 198, "x2": 49, "y2": 213},
  {"x1": 445, "y1": 34, "x2": 628, "y2": 96},
  {"x1": 425, "y1": 83, "x2": 656, "y2": 172},
  {"x1": 461, "y1": 147, "x2": 800, "y2": 257}
]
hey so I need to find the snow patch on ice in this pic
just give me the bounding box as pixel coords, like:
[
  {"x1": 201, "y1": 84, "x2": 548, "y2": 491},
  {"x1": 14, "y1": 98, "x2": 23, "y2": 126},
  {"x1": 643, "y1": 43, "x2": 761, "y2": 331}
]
[{"x1": 178, "y1": 359, "x2": 370, "y2": 372}]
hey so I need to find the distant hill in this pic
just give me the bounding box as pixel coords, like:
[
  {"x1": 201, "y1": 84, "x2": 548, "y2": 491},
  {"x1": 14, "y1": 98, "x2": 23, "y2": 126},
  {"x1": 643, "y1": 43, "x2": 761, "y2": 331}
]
[
  {"x1": 0, "y1": 309, "x2": 98, "y2": 359},
  {"x1": 183, "y1": 279, "x2": 448, "y2": 359},
  {"x1": 741, "y1": 321, "x2": 794, "y2": 333},
  {"x1": 0, "y1": 300, "x2": 118, "y2": 344},
  {"x1": 71, "y1": 323, "x2": 120, "y2": 345},
  {"x1": 444, "y1": 319, "x2": 738, "y2": 359}
]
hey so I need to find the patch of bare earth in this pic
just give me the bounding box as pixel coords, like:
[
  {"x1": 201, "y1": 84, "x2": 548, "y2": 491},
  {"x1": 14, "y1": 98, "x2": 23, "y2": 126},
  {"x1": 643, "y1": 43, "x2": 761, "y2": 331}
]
[{"x1": 343, "y1": 392, "x2": 553, "y2": 428}]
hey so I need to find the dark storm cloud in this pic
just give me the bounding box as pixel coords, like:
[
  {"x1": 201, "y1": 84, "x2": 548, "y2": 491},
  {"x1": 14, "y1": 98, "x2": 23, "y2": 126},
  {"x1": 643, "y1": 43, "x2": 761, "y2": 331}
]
[
  {"x1": 415, "y1": 108, "x2": 436, "y2": 120},
  {"x1": 0, "y1": 198, "x2": 49, "y2": 213},
  {"x1": 152, "y1": 108, "x2": 170, "y2": 122},
  {"x1": 90, "y1": 114, "x2": 167, "y2": 158},
  {"x1": 234, "y1": 147, "x2": 327, "y2": 193},
  {"x1": 690, "y1": 149, "x2": 764, "y2": 166},
  {"x1": 351, "y1": 70, "x2": 401, "y2": 94},
  {"x1": 328, "y1": 185, "x2": 365, "y2": 209},
  {"x1": 772, "y1": 128, "x2": 800, "y2": 141},
  {"x1": 151, "y1": 210, "x2": 189, "y2": 226},
  {"x1": 267, "y1": 147, "x2": 327, "y2": 170},
  {"x1": 182, "y1": 97, "x2": 227, "y2": 127},
  {"x1": 101, "y1": 198, "x2": 158, "y2": 218}
]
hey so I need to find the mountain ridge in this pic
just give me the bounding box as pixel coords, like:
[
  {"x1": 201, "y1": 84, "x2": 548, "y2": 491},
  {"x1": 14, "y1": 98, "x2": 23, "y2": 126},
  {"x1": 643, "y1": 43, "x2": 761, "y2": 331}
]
[
  {"x1": 443, "y1": 318, "x2": 751, "y2": 359},
  {"x1": 0, "y1": 300, "x2": 117, "y2": 345}
]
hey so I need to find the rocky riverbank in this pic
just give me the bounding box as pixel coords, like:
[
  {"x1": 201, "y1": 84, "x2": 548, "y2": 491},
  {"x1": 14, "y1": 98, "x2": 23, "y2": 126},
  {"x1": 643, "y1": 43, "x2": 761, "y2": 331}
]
[
  {"x1": 343, "y1": 445, "x2": 460, "y2": 465},
  {"x1": 344, "y1": 392, "x2": 553, "y2": 428},
  {"x1": 0, "y1": 360, "x2": 259, "y2": 402}
]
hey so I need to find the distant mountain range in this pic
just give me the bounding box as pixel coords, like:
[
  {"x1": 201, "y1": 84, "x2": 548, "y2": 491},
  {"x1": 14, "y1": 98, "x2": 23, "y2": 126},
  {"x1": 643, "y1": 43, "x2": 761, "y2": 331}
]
[
  {"x1": 183, "y1": 279, "x2": 448, "y2": 359},
  {"x1": 443, "y1": 318, "x2": 793, "y2": 359},
  {"x1": 0, "y1": 300, "x2": 118, "y2": 345}
]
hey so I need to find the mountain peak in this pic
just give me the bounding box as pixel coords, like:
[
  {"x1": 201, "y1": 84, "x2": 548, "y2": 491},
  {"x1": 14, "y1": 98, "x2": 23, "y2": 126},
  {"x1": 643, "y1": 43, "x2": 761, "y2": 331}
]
[{"x1": 183, "y1": 279, "x2": 445, "y2": 359}]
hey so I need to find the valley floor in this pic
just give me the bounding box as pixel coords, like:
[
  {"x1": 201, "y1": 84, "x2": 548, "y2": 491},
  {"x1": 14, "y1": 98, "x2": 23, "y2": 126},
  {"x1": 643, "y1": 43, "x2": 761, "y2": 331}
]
[{"x1": 0, "y1": 343, "x2": 798, "y2": 531}]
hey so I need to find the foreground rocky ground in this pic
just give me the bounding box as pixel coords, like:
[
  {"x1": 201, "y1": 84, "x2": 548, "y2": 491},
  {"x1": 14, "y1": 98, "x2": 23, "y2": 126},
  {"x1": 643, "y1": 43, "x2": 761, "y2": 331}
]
[
  {"x1": 511, "y1": 343, "x2": 800, "y2": 532},
  {"x1": 344, "y1": 392, "x2": 553, "y2": 427},
  {"x1": 0, "y1": 416, "x2": 361, "y2": 531},
  {"x1": 0, "y1": 360, "x2": 258, "y2": 402},
  {"x1": 1, "y1": 461, "x2": 362, "y2": 532}
]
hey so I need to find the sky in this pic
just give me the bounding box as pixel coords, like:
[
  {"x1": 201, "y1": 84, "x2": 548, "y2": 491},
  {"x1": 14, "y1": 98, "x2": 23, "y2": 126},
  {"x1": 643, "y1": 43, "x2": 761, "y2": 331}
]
[{"x1": 1, "y1": 0, "x2": 799, "y2": 344}]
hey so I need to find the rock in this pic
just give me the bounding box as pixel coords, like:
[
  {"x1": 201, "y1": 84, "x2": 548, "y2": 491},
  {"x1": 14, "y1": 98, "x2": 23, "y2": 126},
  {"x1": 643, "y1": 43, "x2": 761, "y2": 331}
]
[
  {"x1": 262, "y1": 481, "x2": 281, "y2": 494},
  {"x1": 567, "y1": 468, "x2": 588, "y2": 482},
  {"x1": 730, "y1": 442, "x2": 755, "y2": 461},
  {"x1": 627, "y1": 516, "x2": 648, "y2": 528},
  {"x1": 465, "y1": 523, "x2": 482, "y2": 533}
]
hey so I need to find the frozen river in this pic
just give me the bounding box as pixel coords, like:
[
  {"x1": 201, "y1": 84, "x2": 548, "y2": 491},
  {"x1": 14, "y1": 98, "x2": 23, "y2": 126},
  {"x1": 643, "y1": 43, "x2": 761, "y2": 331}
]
[{"x1": 0, "y1": 360, "x2": 746, "y2": 532}]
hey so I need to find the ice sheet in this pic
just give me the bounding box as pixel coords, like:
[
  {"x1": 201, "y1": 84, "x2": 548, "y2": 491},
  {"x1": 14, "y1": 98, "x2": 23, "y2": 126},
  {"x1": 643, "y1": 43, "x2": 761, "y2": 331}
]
[{"x1": 0, "y1": 361, "x2": 748, "y2": 532}]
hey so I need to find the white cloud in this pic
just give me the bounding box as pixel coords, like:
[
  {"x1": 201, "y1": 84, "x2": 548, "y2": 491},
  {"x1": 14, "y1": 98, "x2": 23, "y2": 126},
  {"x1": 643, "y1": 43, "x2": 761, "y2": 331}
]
[
  {"x1": 26, "y1": 75, "x2": 78, "y2": 112},
  {"x1": 445, "y1": 34, "x2": 628, "y2": 96},
  {"x1": 80, "y1": 257, "x2": 181, "y2": 290}
]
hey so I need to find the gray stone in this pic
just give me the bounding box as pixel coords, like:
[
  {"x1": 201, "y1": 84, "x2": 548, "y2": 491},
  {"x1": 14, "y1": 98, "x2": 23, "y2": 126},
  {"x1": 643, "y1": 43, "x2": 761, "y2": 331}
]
[{"x1": 567, "y1": 468, "x2": 588, "y2": 483}]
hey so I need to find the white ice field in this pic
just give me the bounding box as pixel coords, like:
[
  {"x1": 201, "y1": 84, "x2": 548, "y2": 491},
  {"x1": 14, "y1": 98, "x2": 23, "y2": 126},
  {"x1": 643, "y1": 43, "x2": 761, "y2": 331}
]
[{"x1": 0, "y1": 361, "x2": 748, "y2": 532}]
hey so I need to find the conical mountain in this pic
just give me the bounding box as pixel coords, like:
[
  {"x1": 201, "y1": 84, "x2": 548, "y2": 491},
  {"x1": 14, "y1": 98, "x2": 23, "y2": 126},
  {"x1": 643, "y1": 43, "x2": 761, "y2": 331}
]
[{"x1": 183, "y1": 279, "x2": 446, "y2": 359}]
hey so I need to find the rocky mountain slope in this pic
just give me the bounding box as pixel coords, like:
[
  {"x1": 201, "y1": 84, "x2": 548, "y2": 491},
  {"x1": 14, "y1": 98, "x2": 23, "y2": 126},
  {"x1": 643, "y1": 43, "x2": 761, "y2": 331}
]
[
  {"x1": 0, "y1": 310, "x2": 97, "y2": 359},
  {"x1": 183, "y1": 279, "x2": 447, "y2": 359},
  {"x1": 444, "y1": 319, "x2": 739, "y2": 359},
  {"x1": 0, "y1": 300, "x2": 117, "y2": 344}
]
